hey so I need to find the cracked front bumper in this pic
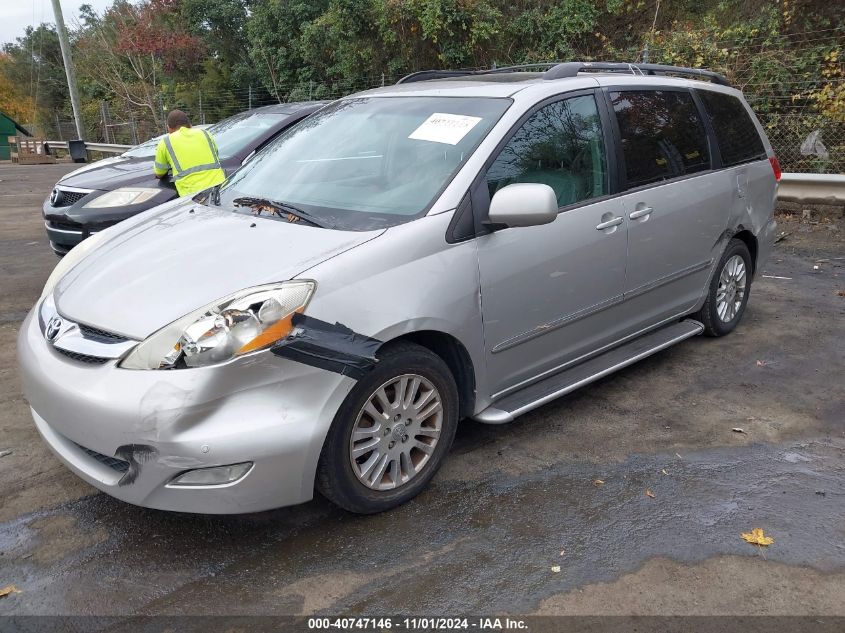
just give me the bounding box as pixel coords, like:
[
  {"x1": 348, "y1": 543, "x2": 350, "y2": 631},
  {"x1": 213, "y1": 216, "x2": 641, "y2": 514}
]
[{"x1": 17, "y1": 306, "x2": 355, "y2": 514}]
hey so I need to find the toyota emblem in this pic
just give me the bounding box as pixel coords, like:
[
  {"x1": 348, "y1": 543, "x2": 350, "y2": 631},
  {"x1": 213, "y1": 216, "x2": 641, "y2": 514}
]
[
  {"x1": 50, "y1": 188, "x2": 61, "y2": 206},
  {"x1": 45, "y1": 316, "x2": 63, "y2": 341}
]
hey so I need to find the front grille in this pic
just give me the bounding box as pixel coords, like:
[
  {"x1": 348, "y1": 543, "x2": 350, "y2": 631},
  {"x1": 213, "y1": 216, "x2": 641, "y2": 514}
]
[
  {"x1": 54, "y1": 190, "x2": 87, "y2": 207},
  {"x1": 79, "y1": 323, "x2": 130, "y2": 344},
  {"x1": 54, "y1": 348, "x2": 110, "y2": 365},
  {"x1": 72, "y1": 442, "x2": 129, "y2": 473}
]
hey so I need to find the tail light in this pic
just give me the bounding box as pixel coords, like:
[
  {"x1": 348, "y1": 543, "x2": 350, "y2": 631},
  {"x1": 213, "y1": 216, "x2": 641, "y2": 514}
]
[{"x1": 769, "y1": 156, "x2": 782, "y2": 181}]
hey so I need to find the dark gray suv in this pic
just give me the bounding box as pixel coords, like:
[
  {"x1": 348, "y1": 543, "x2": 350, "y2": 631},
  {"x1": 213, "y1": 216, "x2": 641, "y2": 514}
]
[{"x1": 42, "y1": 102, "x2": 324, "y2": 254}]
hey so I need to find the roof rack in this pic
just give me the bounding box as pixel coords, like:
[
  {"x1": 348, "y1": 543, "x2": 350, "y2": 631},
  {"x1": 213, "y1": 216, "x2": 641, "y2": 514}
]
[
  {"x1": 542, "y1": 62, "x2": 731, "y2": 86},
  {"x1": 395, "y1": 61, "x2": 731, "y2": 86}
]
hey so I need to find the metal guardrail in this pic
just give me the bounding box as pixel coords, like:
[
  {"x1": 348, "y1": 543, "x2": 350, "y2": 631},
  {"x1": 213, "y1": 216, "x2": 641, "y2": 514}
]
[
  {"x1": 778, "y1": 173, "x2": 845, "y2": 205},
  {"x1": 46, "y1": 140, "x2": 132, "y2": 155}
]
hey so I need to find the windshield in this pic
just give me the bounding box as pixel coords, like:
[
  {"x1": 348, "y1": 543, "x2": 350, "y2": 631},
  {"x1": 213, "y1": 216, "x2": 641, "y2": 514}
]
[
  {"x1": 206, "y1": 112, "x2": 287, "y2": 160},
  {"x1": 218, "y1": 97, "x2": 510, "y2": 230},
  {"x1": 121, "y1": 134, "x2": 163, "y2": 158},
  {"x1": 120, "y1": 112, "x2": 285, "y2": 160}
]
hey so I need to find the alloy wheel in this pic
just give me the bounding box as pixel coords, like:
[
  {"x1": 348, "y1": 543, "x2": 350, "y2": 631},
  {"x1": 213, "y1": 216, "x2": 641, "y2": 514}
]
[
  {"x1": 716, "y1": 254, "x2": 747, "y2": 322},
  {"x1": 349, "y1": 374, "x2": 443, "y2": 491}
]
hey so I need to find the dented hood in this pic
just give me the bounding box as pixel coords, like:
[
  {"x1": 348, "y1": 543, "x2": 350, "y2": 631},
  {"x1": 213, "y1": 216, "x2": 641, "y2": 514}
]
[{"x1": 54, "y1": 201, "x2": 384, "y2": 339}]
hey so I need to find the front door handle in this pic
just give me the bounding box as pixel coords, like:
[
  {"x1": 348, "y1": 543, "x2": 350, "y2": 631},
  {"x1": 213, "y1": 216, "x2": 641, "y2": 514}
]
[
  {"x1": 629, "y1": 206, "x2": 653, "y2": 220},
  {"x1": 596, "y1": 216, "x2": 624, "y2": 231}
]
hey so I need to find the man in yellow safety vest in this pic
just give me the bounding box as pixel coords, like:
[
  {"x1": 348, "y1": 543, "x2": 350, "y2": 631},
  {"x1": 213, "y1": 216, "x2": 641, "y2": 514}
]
[{"x1": 153, "y1": 109, "x2": 226, "y2": 197}]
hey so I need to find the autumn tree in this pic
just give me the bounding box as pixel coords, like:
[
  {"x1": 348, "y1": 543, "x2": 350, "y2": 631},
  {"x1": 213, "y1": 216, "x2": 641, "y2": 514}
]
[
  {"x1": 75, "y1": 0, "x2": 206, "y2": 131},
  {"x1": 1, "y1": 25, "x2": 69, "y2": 134}
]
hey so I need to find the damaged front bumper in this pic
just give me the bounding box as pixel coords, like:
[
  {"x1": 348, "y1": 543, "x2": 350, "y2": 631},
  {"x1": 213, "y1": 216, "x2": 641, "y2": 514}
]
[{"x1": 17, "y1": 307, "x2": 355, "y2": 514}]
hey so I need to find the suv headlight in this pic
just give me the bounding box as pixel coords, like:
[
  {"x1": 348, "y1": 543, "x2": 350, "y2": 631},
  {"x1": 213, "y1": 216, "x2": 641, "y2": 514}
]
[
  {"x1": 84, "y1": 187, "x2": 160, "y2": 208},
  {"x1": 120, "y1": 281, "x2": 316, "y2": 370}
]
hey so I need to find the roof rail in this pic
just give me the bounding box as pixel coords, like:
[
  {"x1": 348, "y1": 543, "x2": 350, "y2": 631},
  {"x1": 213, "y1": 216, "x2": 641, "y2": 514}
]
[
  {"x1": 395, "y1": 61, "x2": 731, "y2": 87},
  {"x1": 542, "y1": 62, "x2": 731, "y2": 86},
  {"x1": 396, "y1": 63, "x2": 562, "y2": 84}
]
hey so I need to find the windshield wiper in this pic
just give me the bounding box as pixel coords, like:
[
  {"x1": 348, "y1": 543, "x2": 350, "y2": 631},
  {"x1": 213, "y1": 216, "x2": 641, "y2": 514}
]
[{"x1": 231, "y1": 196, "x2": 329, "y2": 228}]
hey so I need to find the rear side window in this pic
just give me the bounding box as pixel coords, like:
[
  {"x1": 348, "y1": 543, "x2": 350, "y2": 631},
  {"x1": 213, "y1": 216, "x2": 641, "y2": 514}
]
[
  {"x1": 697, "y1": 90, "x2": 766, "y2": 167},
  {"x1": 610, "y1": 90, "x2": 710, "y2": 189}
]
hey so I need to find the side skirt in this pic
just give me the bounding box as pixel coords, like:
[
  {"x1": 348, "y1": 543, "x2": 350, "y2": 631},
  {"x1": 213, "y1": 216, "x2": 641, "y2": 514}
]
[{"x1": 473, "y1": 319, "x2": 704, "y2": 424}]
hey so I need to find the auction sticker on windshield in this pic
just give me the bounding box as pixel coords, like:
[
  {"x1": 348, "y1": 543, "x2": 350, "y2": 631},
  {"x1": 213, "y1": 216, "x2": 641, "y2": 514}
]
[{"x1": 408, "y1": 112, "x2": 482, "y2": 145}]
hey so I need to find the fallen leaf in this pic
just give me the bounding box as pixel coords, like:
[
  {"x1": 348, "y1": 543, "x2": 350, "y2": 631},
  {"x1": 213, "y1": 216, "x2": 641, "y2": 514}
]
[
  {"x1": 592, "y1": 479, "x2": 605, "y2": 486},
  {"x1": 645, "y1": 489, "x2": 655, "y2": 498},
  {"x1": 741, "y1": 528, "x2": 774, "y2": 546},
  {"x1": 551, "y1": 565, "x2": 561, "y2": 573},
  {"x1": 756, "y1": 360, "x2": 767, "y2": 367},
  {"x1": 0, "y1": 585, "x2": 21, "y2": 598},
  {"x1": 837, "y1": 290, "x2": 845, "y2": 297},
  {"x1": 661, "y1": 469, "x2": 669, "y2": 476},
  {"x1": 732, "y1": 428, "x2": 746, "y2": 434}
]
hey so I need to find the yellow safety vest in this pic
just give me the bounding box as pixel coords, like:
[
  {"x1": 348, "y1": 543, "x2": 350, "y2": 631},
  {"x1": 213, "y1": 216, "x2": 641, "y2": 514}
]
[{"x1": 154, "y1": 127, "x2": 226, "y2": 197}]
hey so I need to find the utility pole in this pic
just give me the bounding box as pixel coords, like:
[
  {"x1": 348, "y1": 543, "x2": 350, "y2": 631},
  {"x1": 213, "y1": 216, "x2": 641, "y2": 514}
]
[{"x1": 50, "y1": 0, "x2": 85, "y2": 140}]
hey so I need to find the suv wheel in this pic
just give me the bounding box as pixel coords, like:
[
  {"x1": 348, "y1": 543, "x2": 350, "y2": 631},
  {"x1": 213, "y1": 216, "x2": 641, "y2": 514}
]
[
  {"x1": 316, "y1": 342, "x2": 459, "y2": 514},
  {"x1": 695, "y1": 238, "x2": 753, "y2": 337}
]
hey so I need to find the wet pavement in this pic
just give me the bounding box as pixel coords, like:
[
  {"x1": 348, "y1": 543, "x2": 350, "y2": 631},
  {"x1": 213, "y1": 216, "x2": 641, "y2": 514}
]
[{"x1": 1, "y1": 163, "x2": 844, "y2": 619}]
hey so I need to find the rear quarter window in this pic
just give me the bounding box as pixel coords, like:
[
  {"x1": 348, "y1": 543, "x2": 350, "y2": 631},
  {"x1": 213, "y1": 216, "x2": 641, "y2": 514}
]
[
  {"x1": 610, "y1": 90, "x2": 711, "y2": 189},
  {"x1": 696, "y1": 90, "x2": 766, "y2": 167}
]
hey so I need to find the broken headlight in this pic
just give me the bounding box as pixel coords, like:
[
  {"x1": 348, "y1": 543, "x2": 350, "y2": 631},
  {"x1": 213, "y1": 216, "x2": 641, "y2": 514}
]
[{"x1": 120, "y1": 281, "x2": 315, "y2": 370}]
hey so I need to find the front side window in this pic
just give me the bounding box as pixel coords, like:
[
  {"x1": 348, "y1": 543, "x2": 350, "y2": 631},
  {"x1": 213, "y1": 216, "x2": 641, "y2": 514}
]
[
  {"x1": 611, "y1": 90, "x2": 710, "y2": 189},
  {"x1": 696, "y1": 90, "x2": 766, "y2": 167},
  {"x1": 486, "y1": 94, "x2": 608, "y2": 207},
  {"x1": 219, "y1": 97, "x2": 511, "y2": 230}
]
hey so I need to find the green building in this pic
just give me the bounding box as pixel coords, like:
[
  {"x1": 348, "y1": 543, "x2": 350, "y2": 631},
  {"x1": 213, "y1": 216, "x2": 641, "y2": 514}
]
[{"x1": 0, "y1": 111, "x2": 31, "y2": 160}]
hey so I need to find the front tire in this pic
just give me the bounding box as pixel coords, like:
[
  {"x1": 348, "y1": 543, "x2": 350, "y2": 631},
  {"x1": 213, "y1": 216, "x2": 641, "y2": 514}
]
[
  {"x1": 695, "y1": 238, "x2": 753, "y2": 337},
  {"x1": 316, "y1": 341, "x2": 459, "y2": 514}
]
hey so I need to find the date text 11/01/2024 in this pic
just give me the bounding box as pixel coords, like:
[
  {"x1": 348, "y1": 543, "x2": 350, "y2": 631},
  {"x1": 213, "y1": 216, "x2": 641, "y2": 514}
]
[{"x1": 307, "y1": 617, "x2": 528, "y2": 630}]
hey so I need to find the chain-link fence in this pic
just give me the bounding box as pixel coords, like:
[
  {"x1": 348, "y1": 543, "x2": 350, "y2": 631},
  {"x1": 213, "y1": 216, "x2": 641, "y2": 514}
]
[{"x1": 761, "y1": 114, "x2": 844, "y2": 174}]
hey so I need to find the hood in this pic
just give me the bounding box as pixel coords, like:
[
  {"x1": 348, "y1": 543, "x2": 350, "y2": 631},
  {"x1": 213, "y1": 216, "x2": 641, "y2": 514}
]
[
  {"x1": 59, "y1": 156, "x2": 158, "y2": 190},
  {"x1": 54, "y1": 202, "x2": 384, "y2": 339},
  {"x1": 59, "y1": 154, "x2": 241, "y2": 192}
]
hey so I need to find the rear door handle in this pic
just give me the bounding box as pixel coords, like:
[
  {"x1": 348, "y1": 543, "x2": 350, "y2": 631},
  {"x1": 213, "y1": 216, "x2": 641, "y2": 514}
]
[
  {"x1": 596, "y1": 216, "x2": 624, "y2": 231},
  {"x1": 629, "y1": 206, "x2": 653, "y2": 220}
]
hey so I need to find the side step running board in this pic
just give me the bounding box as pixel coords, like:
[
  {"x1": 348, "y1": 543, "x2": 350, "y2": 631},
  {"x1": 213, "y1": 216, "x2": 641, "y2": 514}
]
[{"x1": 474, "y1": 319, "x2": 704, "y2": 424}]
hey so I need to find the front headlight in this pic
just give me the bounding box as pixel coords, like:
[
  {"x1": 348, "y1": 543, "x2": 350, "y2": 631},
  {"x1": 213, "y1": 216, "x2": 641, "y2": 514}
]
[
  {"x1": 83, "y1": 187, "x2": 161, "y2": 208},
  {"x1": 120, "y1": 281, "x2": 316, "y2": 370}
]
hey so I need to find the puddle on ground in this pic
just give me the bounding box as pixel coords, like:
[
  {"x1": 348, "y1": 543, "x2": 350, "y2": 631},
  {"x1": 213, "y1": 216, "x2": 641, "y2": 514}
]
[{"x1": 0, "y1": 438, "x2": 842, "y2": 616}]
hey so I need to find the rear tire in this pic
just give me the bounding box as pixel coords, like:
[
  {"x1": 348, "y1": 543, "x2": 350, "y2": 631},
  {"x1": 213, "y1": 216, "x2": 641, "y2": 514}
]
[
  {"x1": 695, "y1": 238, "x2": 752, "y2": 337},
  {"x1": 316, "y1": 341, "x2": 459, "y2": 514}
]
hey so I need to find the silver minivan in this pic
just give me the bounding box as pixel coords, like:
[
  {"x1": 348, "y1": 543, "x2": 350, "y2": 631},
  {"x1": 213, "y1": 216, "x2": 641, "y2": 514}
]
[{"x1": 18, "y1": 62, "x2": 779, "y2": 514}]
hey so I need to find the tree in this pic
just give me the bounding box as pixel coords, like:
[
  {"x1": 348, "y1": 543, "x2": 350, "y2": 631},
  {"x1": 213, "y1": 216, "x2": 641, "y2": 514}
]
[
  {"x1": 246, "y1": 0, "x2": 330, "y2": 100},
  {"x1": 75, "y1": 0, "x2": 206, "y2": 130},
  {"x1": 1, "y1": 25, "x2": 69, "y2": 133},
  {"x1": 0, "y1": 54, "x2": 36, "y2": 123}
]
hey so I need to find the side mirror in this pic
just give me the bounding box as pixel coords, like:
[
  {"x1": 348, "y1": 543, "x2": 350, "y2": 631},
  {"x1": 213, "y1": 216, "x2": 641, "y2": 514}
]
[{"x1": 488, "y1": 183, "x2": 558, "y2": 228}]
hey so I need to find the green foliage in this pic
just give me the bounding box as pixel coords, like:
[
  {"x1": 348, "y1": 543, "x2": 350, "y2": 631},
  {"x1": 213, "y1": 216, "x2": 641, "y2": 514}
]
[
  {"x1": 0, "y1": 0, "x2": 841, "y2": 153},
  {"x1": 1, "y1": 25, "x2": 70, "y2": 132}
]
